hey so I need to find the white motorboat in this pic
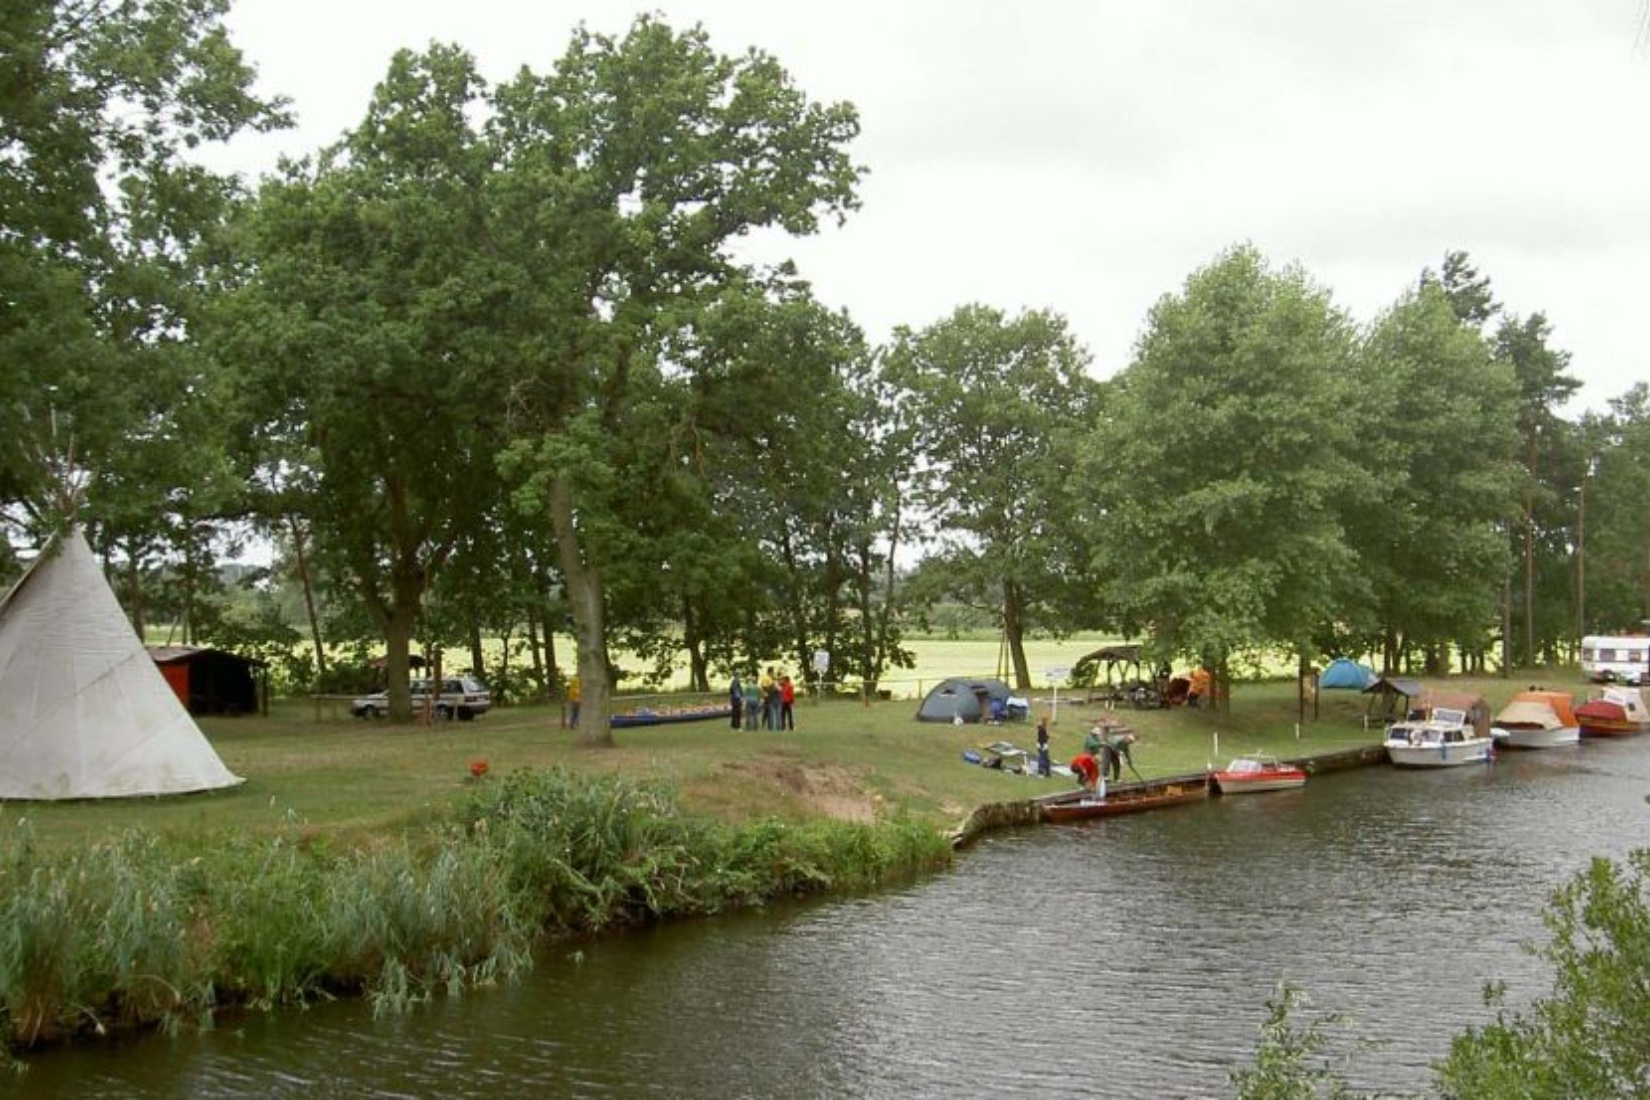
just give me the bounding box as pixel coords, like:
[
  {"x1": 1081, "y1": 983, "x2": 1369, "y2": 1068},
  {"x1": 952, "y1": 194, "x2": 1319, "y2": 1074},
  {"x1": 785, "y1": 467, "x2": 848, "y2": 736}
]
[
  {"x1": 1384, "y1": 706, "x2": 1494, "y2": 767},
  {"x1": 1489, "y1": 690, "x2": 1580, "y2": 749}
]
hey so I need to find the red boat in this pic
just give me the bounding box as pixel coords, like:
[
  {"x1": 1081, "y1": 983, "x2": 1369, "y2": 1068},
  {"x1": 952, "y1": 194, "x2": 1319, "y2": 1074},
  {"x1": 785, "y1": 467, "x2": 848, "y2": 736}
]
[
  {"x1": 1041, "y1": 779, "x2": 1209, "y2": 822},
  {"x1": 1576, "y1": 686, "x2": 1650, "y2": 738},
  {"x1": 1210, "y1": 753, "x2": 1308, "y2": 794}
]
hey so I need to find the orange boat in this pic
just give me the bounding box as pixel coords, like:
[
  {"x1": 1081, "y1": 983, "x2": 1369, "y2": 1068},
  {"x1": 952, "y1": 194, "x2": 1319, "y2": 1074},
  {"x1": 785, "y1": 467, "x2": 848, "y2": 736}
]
[
  {"x1": 1576, "y1": 687, "x2": 1650, "y2": 738},
  {"x1": 1490, "y1": 689, "x2": 1580, "y2": 749}
]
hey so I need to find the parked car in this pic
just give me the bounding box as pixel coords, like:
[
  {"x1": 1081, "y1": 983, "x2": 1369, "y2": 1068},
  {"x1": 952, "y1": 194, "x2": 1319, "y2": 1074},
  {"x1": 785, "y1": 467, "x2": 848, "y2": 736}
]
[{"x1": 351, "y1": 676, "x2": 491, "y2": 721}]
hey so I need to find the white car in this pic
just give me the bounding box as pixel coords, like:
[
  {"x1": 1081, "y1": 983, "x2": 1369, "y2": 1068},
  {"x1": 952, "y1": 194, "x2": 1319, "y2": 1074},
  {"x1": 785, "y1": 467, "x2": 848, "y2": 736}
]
[{"x1": 351, "y1": 676, "x2": 491, "y2": 721}]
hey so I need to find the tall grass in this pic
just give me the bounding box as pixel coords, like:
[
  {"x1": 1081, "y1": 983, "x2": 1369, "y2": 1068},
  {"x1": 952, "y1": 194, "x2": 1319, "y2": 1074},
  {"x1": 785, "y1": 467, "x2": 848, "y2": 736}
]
[
  {"x1": 0, "y1": 769, "x2": 950, "y2": 1055},
  {"x1": 462, "y1": 769, "x2": 950, "y2": 930}
]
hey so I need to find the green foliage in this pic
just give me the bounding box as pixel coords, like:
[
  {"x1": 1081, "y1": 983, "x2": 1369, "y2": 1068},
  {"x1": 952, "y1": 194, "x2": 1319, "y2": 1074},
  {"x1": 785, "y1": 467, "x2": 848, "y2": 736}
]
[
  {"x1": 1087, "y1": 244, "x2": 1361, "y2": 680},
  {"x1": 1349, "y1": 281, "x2": 1519, "y2": 668},
  {"x1": 461, "y1": 768, "x2": 949, "y2": 932},
  {"x1": 0, "y1": 768, "x2": 946, "y2": 1052},
  {"x1": 1420, "y1": 250, "x2": 1499, "y2": 330},
  {"x1": 1436, "y1": 849, "x2": 1650, "y2": 1098},
  {"x1": 0, "y1": 826, "x2": 216, "y2": 1045},
  {"x1": 204, "y1": 830, "x2": 332, "y2": 1010},
  {"x1": 2, "y1": 0, "x2": 286, "y2": 541},
  {"x1": 1230, "y1": 982, "x2": 1375, "y2": 1099},
  {"x1": 482, "y1": 17, "x2": 865, "y2": 734},
  {"x1": 1578, "y1": 387, "x2": 1650, "y2": 636},
  {"x1": 885, "y1": 305, "x2": 1104, "y2": 686},
  {"x1": 222, "y1": 42, "x2": 516, "y2": 716}
]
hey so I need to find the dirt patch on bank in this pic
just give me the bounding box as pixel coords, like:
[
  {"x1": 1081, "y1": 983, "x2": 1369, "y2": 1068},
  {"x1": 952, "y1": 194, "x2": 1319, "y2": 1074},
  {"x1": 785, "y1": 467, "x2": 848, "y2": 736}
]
[{"x1": 721, "y1": 759, "x2": 879, "y2": 823}]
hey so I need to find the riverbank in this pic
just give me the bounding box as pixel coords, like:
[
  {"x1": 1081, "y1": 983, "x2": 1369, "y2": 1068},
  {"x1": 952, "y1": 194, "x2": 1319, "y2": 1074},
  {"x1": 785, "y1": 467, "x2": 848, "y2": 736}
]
[{"x1": 0, "y1": 673, "x2": 1555, "y2": 1056}]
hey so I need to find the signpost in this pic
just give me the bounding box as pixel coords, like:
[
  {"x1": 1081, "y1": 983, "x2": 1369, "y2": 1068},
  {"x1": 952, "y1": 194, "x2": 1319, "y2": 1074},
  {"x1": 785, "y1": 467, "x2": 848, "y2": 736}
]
[
  {"x1": 812, "y1": 649, "x2": 830, "y2": 704},
  {"x1": 1046, "y1": 666, "x2": 1070, "y2": 722}
]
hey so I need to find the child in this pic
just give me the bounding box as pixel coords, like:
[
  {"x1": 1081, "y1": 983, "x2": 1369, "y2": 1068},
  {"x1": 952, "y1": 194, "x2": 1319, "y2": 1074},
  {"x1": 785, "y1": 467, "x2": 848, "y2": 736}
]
[{"x1": 1035, "y1": 713, "x2": 1051, "y2": 776}]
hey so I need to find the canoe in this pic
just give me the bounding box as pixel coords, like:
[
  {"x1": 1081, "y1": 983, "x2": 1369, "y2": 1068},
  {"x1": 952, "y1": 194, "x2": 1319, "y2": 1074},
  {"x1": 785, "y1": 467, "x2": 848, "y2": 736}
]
[
  {"x1": 1041, "y1": 780, "x2": 1209, "y2": 822},
  {"x1": 610, "y1": 706, "x2": 733, "y2": 728}
]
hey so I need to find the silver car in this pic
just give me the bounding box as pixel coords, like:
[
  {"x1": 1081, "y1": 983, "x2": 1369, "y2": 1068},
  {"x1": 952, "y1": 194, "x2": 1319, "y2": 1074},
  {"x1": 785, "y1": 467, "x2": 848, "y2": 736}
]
[{"x1": 351, "y1": 676, "x2": 491, "y2": 721}]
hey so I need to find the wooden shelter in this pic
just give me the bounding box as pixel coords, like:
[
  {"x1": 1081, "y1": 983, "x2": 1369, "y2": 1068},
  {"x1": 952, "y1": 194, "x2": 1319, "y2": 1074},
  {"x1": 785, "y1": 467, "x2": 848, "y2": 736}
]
[{"x1": 148, "y1": 645, "x2": 268, "y2": 716}]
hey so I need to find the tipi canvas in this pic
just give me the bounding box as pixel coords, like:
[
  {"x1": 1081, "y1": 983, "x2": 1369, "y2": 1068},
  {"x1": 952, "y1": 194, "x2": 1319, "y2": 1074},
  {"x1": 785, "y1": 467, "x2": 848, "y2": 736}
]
[{"x1": 0, "y1": 527, "x2": 243, "y2": 799}]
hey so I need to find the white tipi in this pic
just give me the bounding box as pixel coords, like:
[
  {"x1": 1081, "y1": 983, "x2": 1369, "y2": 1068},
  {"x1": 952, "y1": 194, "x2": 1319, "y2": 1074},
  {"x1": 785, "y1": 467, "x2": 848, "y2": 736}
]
[{"x1": 0, "y1": 526, "x2": 243, "y2": 799}]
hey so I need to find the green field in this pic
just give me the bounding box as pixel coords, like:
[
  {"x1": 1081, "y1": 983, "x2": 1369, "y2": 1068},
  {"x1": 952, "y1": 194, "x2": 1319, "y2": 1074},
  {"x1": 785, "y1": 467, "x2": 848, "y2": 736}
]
[{"x1": 4, "y1": 653, "x2": 1575, "y2": 852}]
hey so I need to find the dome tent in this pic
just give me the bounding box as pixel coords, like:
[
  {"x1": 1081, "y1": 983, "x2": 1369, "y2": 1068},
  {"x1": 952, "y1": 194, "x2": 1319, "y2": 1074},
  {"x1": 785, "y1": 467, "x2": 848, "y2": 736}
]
[
  {"x1": 1319, "y1": 657, "x2": 1377, "y2": 690},
  {"x1": 0, "y1": 527, "x2": 243, "y2": 800},
  {"x1": 916, "y1": 677, "x2": 1018, "y2": 723}
]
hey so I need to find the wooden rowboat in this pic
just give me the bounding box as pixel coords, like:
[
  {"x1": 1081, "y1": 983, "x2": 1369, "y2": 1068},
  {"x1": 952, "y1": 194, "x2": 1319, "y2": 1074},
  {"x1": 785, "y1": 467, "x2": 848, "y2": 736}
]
[{"x1": 1041, "y1": 779, "x2": 1209, "y2": 822}]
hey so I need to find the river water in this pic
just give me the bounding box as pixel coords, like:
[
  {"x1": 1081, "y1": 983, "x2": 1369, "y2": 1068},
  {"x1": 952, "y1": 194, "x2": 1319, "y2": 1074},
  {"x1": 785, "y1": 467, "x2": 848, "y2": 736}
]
[{"x1": 18, "y1": 738, "x2": 1650, "y2": 1098}]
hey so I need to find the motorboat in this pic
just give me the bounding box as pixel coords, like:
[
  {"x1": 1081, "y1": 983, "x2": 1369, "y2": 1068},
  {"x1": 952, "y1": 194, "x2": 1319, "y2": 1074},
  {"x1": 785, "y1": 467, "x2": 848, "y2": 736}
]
[
  {"x1": 1384, "y1": 706, "x2": 1493, "y2": 767},
  {"x1": 1576, "y1": 686, "x2": 1650, "y2": 738},
  {"x1": 1489, "y1": 690, "x2": 1580, "y2": 749},
  {"x1": 1210, "y1": 753, "x2": 1307, "y2": 794}
]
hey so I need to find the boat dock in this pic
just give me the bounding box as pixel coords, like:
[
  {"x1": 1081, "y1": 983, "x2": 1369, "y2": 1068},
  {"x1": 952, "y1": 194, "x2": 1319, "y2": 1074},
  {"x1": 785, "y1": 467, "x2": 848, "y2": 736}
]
[{"x1": 946, "y1": 744, "x2": 1387, "y2": 849}]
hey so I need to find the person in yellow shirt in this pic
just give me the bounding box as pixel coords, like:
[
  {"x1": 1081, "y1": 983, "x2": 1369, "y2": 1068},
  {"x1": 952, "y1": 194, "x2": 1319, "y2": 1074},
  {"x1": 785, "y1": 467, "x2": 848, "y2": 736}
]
[
  {"x1": 567, "y1": 674, "x2": 582, "y2": 727},
  {"x1": 758, "y1": 667, "x2": 777, "y2": 729}
]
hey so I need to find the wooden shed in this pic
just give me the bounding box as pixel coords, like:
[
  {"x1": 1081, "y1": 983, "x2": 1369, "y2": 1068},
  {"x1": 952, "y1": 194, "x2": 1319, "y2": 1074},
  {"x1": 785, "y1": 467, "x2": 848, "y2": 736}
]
[{"x1": 147, "y1": 646, "x2": 268, "y2": 716}]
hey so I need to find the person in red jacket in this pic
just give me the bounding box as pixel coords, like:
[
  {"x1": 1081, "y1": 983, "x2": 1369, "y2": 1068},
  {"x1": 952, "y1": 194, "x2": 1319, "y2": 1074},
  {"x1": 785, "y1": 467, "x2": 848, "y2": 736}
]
[
  {"x1": 1070, "y1": 751, "x2": 1101, "y2": 798},
  {"x1": 779, "y1": 674, "x2": 796, "y2": 730}
]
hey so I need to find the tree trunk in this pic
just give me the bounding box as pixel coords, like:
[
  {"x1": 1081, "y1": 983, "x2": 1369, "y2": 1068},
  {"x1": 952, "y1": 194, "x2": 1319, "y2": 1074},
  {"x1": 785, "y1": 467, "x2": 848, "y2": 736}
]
[
  {"x1": 382, "y1": 592, "x2": 420, "y2": 723},
  {"x1": 854, "y1": 539, "x2": 876, "y2": 693},
  {"x1": 180, "y1": 528, "x2": 197, "y2": 646},
  {"x1": 1215, "y1": 653, "x2": 1232, "y2": 718},
  {"x1": 814, "y1": 521, "x2": 841, "y2": 692},
  {"x1": 1003, "y1": 578, "x2": 1031, "y2": 690},
  {"x1": 548, "y1": 472, "x2": 613, "y2": 748},
  {"x1": 683, "y1": 596, "x2": 709, "y2": 692},
  {"x1": 123, "y1": 542, "x2": 145, "y2": 638},
  {"x1": 525, "y1": 607, "x2": 545, "y2": 698},
  {"x1": 1574, "y1": 471, "x2": 1587, "y2": 642},
  {"x1": 288, "y1": 514, "x2": 328, "y2": 685},
  {"x1": 1523, "y1": 485, "x2": 1536, "y2": 670},
  {"x1": 536, "y1": 565, "x2": 560, "y2": 702},
  {"x1": 779, "y1": 528, "x2": 812, "y2": 690},
  {"x1": 468, "y1": 619, "x2": 486, "y2": 684},
  {"x1": 1500, "y1": 526, "x2": 1514, "y2": 679}
]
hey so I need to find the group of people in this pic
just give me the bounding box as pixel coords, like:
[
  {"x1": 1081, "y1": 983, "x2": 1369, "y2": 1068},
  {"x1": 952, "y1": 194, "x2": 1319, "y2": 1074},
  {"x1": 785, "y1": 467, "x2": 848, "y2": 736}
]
[
  {"x1": 1069, "y1": 722, "x2": 1139, "y2": 800},
  {"x1": 1021, "y1": 712, "x2": 1138, "y2": 801},
  {"x1": 729, "y1": 666, "x2": 796, "y2": 730}
]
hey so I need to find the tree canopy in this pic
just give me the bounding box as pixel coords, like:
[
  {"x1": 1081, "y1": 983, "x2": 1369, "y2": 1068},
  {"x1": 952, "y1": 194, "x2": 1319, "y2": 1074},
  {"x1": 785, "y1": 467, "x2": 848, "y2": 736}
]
[{"x1": 6, "y1": 7, "x2": 1644, "y2": 723}]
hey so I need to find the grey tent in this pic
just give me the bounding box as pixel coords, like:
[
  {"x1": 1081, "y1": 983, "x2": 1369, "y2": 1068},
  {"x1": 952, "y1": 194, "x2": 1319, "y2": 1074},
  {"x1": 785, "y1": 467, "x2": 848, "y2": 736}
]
[{"x1": 917, "y1": 677, "x2": 1016, "y2": 723}]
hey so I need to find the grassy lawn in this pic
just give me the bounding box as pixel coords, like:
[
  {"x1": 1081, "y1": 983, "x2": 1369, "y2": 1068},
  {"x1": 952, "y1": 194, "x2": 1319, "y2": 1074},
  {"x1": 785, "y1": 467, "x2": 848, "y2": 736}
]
[{"x1": 5, "y1": 664, "x2": 1574, "y2": 851}]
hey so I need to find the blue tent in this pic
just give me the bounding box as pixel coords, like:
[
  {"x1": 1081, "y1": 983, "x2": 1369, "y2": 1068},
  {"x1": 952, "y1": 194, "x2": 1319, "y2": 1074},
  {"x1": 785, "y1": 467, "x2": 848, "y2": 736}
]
[{"x1": 1320, "y1": 657, "x2": 1376, "y2": 690}]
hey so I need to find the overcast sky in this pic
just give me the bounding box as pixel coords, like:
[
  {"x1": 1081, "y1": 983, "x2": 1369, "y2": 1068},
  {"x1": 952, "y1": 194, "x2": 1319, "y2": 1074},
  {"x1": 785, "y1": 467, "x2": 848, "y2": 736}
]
[{"x1": 212, "y1": 0, "x2": 1650, "y2": 412}]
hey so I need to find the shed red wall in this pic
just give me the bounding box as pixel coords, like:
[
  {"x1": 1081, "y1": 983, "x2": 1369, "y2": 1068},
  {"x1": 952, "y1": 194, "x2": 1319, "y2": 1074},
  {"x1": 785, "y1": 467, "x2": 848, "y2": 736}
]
[{"x1": 159, "y1": 663, "x2": 190, "y2": 707}]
